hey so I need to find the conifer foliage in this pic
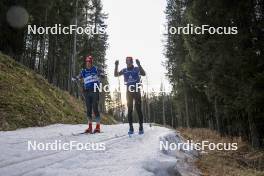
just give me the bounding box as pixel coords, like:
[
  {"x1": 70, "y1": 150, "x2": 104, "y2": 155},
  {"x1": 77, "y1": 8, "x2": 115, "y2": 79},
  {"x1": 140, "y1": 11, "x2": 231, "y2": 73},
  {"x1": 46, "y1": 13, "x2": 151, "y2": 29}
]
[{"x1": 164, "y1": 0, "x2": 264, "y2": 148}]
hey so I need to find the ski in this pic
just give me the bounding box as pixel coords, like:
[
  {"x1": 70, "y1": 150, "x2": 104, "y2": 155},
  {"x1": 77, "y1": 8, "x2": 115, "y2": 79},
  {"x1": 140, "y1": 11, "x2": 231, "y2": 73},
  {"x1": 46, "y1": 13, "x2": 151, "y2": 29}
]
[
  {"x1": 128, "y1": 132, "x2": 144, "y2": 137},
  {"x1": 72, "y1": 132, "x2": 103, "y2": 136},
  {"x1": 72, "y1": 132, "x2": 89, "y2": 136}
]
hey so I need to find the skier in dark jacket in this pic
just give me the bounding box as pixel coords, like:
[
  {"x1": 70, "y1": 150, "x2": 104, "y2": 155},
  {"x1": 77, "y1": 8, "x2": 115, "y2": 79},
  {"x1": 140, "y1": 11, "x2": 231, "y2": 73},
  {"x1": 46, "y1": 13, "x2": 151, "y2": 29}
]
[
  {"x1": 73, "y1": 55, "x2": 104, "y2": 133},
  {"x1": 114, "y1": 56, "x2": 146, "y2": 135}
]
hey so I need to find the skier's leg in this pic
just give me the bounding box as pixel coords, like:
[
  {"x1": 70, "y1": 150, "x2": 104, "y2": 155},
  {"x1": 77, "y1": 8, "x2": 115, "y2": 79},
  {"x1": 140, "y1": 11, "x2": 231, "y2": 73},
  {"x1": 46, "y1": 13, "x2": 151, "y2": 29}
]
[
  {"x1": 92, "y1": 91, "x2": 101, "y2": 133},
  {"x1": 134, "y1": 91, "x2": 144, "y2": 132},
  {"x1": 84, "y1": 91, "x2": 93, "y2": 133},
  {"x1": 126, "y1": 91, "x2": 134, "y2": 132},
  {"x1": 84, "y1": 91, "x2": 93, "y2": 122},
  {"x1": 92, "y1": 91, "x2": 100, "y2": 122}
]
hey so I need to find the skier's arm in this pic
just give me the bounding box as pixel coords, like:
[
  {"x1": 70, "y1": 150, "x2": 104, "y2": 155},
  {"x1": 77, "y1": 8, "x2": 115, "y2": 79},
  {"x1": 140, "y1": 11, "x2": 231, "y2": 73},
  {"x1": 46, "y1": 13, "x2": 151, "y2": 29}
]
[
  {"x1": 136, "y1": 59, "x2": 146, "y2": 76},
  {"x1": 72, "y1": 71, "x2": 85, "y2": 92},
  {"x1": 97, "y1": 68, "x2": 105, "y2": 79},
  {"x1": 72, "y1": 72, "x2": 83, "y2": 82},
  {"x1": 114, "y1": 60, "x2": 123, "y2": 77}
]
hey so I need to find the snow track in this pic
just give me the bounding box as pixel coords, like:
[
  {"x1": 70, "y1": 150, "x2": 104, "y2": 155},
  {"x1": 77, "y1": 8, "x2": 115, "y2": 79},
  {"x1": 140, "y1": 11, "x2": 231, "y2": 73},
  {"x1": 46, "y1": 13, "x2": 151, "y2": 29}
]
[{"x1": 0, "y1": 124, "x2": 200, "y2": 176}]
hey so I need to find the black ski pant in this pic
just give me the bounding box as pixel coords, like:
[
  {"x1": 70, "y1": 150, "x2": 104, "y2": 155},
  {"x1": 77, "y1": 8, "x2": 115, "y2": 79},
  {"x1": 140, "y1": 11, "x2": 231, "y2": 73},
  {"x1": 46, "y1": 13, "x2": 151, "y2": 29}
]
[
  {"x1": 126, "y1": 90, "x2": 143, "y2": 130},
  {"x1": 84, "y1": 90, "x2": 100, "y2": 123}
]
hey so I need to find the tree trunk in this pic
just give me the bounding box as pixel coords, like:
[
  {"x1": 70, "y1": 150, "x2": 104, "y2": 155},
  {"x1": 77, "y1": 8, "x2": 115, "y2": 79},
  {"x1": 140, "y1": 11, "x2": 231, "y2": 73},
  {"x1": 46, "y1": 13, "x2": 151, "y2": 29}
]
[
  {"x1": 183, "y1": 81, "x2": 190, "y2": 128},
  {"x1": 214, "y1": 96, "x2": 220, "y2": 132}
]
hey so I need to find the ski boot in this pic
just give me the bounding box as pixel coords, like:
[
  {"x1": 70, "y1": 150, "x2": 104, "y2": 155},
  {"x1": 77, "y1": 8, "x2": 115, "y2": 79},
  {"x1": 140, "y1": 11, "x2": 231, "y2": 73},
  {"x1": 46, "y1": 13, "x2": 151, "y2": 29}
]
[
  {"x1": 139, "y1": 125, "x2": 144, "y2": 135},
  {"x1": 93, "y1": 123, "x2": 100, "y2": 133},
  {"x1": 128, "y1": 127, "x2": 134, "y2": 136},
  {"x1": 85, "y1": 123, "x2": 93, "y2": 134}
]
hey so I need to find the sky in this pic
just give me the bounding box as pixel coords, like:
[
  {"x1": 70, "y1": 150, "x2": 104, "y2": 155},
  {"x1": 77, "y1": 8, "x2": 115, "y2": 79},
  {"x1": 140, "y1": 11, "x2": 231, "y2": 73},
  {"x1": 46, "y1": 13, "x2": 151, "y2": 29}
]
[{"x1": 101, "y1": 0, "x2": 170, "y2": 101}]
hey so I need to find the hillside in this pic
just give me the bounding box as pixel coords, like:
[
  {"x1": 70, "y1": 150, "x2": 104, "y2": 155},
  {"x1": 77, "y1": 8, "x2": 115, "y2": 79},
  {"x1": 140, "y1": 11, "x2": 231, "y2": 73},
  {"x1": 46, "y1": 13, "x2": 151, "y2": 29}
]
[{"x1": 0, "y1": 53, "x2": 114, "y2": 130}]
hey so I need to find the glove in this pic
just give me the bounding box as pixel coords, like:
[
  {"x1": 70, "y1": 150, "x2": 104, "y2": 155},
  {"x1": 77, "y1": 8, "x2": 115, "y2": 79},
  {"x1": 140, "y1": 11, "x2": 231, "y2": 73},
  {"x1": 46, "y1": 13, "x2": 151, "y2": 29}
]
[
  {"x1": 71, "y1": 77, "x2": 76, "y2": 82},
  {"x1": 115, "y1": 60, "x2": 119, "y2": 66},
  {"x1": 99, "y1": 72, "x2": 105, "y2": 78},
  {"x1": 136, "y1": 59, "x2": 140, "y2": 66}
]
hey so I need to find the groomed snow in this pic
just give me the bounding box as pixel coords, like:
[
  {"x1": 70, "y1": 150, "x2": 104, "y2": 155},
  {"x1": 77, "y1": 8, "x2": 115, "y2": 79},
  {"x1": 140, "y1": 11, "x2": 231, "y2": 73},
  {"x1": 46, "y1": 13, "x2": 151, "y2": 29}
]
[{"x1": 0, "y1": 123, "x2": 200, "y2": 176}]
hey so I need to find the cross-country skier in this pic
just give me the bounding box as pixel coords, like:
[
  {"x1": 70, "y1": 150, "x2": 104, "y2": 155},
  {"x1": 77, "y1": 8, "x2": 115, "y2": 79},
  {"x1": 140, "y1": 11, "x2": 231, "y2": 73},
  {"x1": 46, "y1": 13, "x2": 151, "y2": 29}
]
[
  {"x1": 114, "y1": 56, "x2": 146, "y2": 135},
  {"x1": 72, "y1": 55, "x2": 104, "y2": 133}
]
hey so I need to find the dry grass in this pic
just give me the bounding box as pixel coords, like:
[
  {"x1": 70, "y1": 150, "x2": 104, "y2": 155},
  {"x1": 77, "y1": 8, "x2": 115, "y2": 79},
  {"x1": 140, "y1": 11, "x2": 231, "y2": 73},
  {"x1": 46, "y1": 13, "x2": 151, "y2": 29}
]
[
  {"x1": 177, "y1": 128, "x2": 264, "y2": 176},
  {"x1": 0, "y1": 53, "x2": 116, "y2": 130}
]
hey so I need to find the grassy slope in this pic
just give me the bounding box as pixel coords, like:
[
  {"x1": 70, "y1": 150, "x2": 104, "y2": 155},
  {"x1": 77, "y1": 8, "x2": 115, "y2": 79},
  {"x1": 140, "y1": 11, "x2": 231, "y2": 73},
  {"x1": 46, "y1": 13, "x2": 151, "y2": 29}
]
[
  {"x1": 178, "y1": 128, "x2": 264, "y2": 176},
  {"x1": 0, "y1": 53, "x2": 115, "y2": 130}
]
